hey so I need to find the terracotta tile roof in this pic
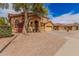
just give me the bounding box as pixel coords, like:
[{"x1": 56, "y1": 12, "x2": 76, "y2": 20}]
[{"x1": 53, "y1": 23, "x2": 78, "y2": 27}]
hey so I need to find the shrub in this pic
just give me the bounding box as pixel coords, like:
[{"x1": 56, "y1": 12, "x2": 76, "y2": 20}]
[
  {"x1": 0, "y1": 25, "x2": 12, "y2": 37},
  {"x1": 0, "y1": 17, "x2": 5, "y2": 25}
]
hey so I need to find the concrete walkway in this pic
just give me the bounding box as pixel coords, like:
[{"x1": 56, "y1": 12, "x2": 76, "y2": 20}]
[{"x1": 55, "y1": 32, "x2": 79, "y2": 56}]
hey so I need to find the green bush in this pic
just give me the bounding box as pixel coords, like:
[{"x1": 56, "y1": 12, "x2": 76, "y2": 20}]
[
  {"x1": 0, "y1": 25, "x2": 12, "y2": 37},
  {"x1": 0, "y1": 17, "x2": 6, "y2": 25}
]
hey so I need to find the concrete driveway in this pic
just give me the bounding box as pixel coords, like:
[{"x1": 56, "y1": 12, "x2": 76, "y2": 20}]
[
  {"x1": 1, "y1": 30, "x2": 79, "y2": 56},
  {"x1": 55, "y1": 32, "x2": 79, "y2": 56},
  {"x1": 0, "y1": 32, "x2": 66, "y2": 56}
]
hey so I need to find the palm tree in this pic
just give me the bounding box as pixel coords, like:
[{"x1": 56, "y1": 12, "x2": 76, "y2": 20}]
[{"x1": 13, "y1": 3, "x2": 48, "y2": 34}]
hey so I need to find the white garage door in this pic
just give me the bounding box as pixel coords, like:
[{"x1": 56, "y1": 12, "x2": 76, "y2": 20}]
[{"x1": 45, "y1": 27, "x2": 52, "y2": 32}]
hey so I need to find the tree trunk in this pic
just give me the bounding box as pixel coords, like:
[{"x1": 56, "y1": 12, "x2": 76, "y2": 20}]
[{"x1": 22, "y1": 12, "x2": 28, "y2": 35}]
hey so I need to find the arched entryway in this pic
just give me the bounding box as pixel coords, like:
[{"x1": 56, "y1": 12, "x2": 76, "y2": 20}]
[
  {"x1": 15, "y1": 19, "x2": 24, "y2": 33},
  {"x1": 34, "y1": 20, "x2": 39, "y2": 32},
  {"x1": 15, "y1": 20, "x2": 19, "y2": 28}
]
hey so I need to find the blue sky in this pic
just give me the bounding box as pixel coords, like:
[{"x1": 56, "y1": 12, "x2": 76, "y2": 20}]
[
  {"x1": 44, "y1": 3, "x2": 79, "y2": 18},
  {"x1": 1, "y1": 3, "x2": 79, "y2": 23},
  {"x1": 0, "y1": 3, "x2": 79, "y2": 17}
]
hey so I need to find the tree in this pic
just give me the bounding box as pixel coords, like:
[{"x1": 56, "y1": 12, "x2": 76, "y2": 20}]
[
  {"x1": 0, "y1": 3, "x2": 48, "y2": 34},
  {"x1": 32, "y1": 3, "x2": 48, "y2": 32},
  {"x1": 32, "y1": 3, "x2": 48, "y2": 16},
  {"x1": 0, "y1": 17, "x2": 5, "y2": 25},
  {"x1": 0, "y1": 3, "x2": 9, "y2": 9},
  {"x1": 13, "y1": 3, "x2": 33, "y2": 34},
  {"x1": 13, "y1": 3, "x2": 48, "y2": 34},
  {"x1": 0, "y1": 3, "x2": 10, "y2": 25}
]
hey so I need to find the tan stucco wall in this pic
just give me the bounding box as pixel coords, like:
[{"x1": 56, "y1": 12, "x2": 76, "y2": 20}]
[
  {"x1": 10, "y1": 13, "x2": 54, "y2": 33},
  {"x1": 72, "y1": 26, "x2": 76, "y2": 30},
  {"x1": 28, "y1": 18, "x2": 41, "y2": 32},
  {"x1": 45, "y1": 22, "x2": 53, "y2": 32}
]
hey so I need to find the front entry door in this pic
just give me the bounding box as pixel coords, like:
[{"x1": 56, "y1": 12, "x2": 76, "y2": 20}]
[
  {"x1": 35, "y1": 21, "x2": 39, "y2": 32},
  {"x1": 15, "y1": 19, "x2": 24, "y2": 33}
]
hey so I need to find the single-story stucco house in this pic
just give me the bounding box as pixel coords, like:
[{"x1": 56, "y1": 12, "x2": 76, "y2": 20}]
[{"x1": 8, "y1": 12, "x2": 53, "y2": 33}]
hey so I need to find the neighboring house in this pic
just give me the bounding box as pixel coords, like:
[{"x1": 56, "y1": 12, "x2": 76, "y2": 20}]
[
  {"x1": 53, "y1": 23, "x2": 79, "y2": 31},
  {"x1": 53, "y1": 23, "x2": 65, "y2": 30},
  {"x1": 8, "y1": 12, "x2": 53, "y2": 33}
]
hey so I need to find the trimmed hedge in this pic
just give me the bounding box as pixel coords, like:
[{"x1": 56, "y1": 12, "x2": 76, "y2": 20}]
[{"x1": 0, "y1": 25, "x2": 12, "y2": 37}]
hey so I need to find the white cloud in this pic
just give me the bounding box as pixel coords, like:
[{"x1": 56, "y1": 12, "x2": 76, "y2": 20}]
[
  {"x1": 52, "y1": 11, "x2": 79, "y2": 24},
  {"x1": 0, "y1": 3, "x2": 23, "y2": 18},
  {"x1": 0, "y1": 8, "x2": 21, "y2": 18}
]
